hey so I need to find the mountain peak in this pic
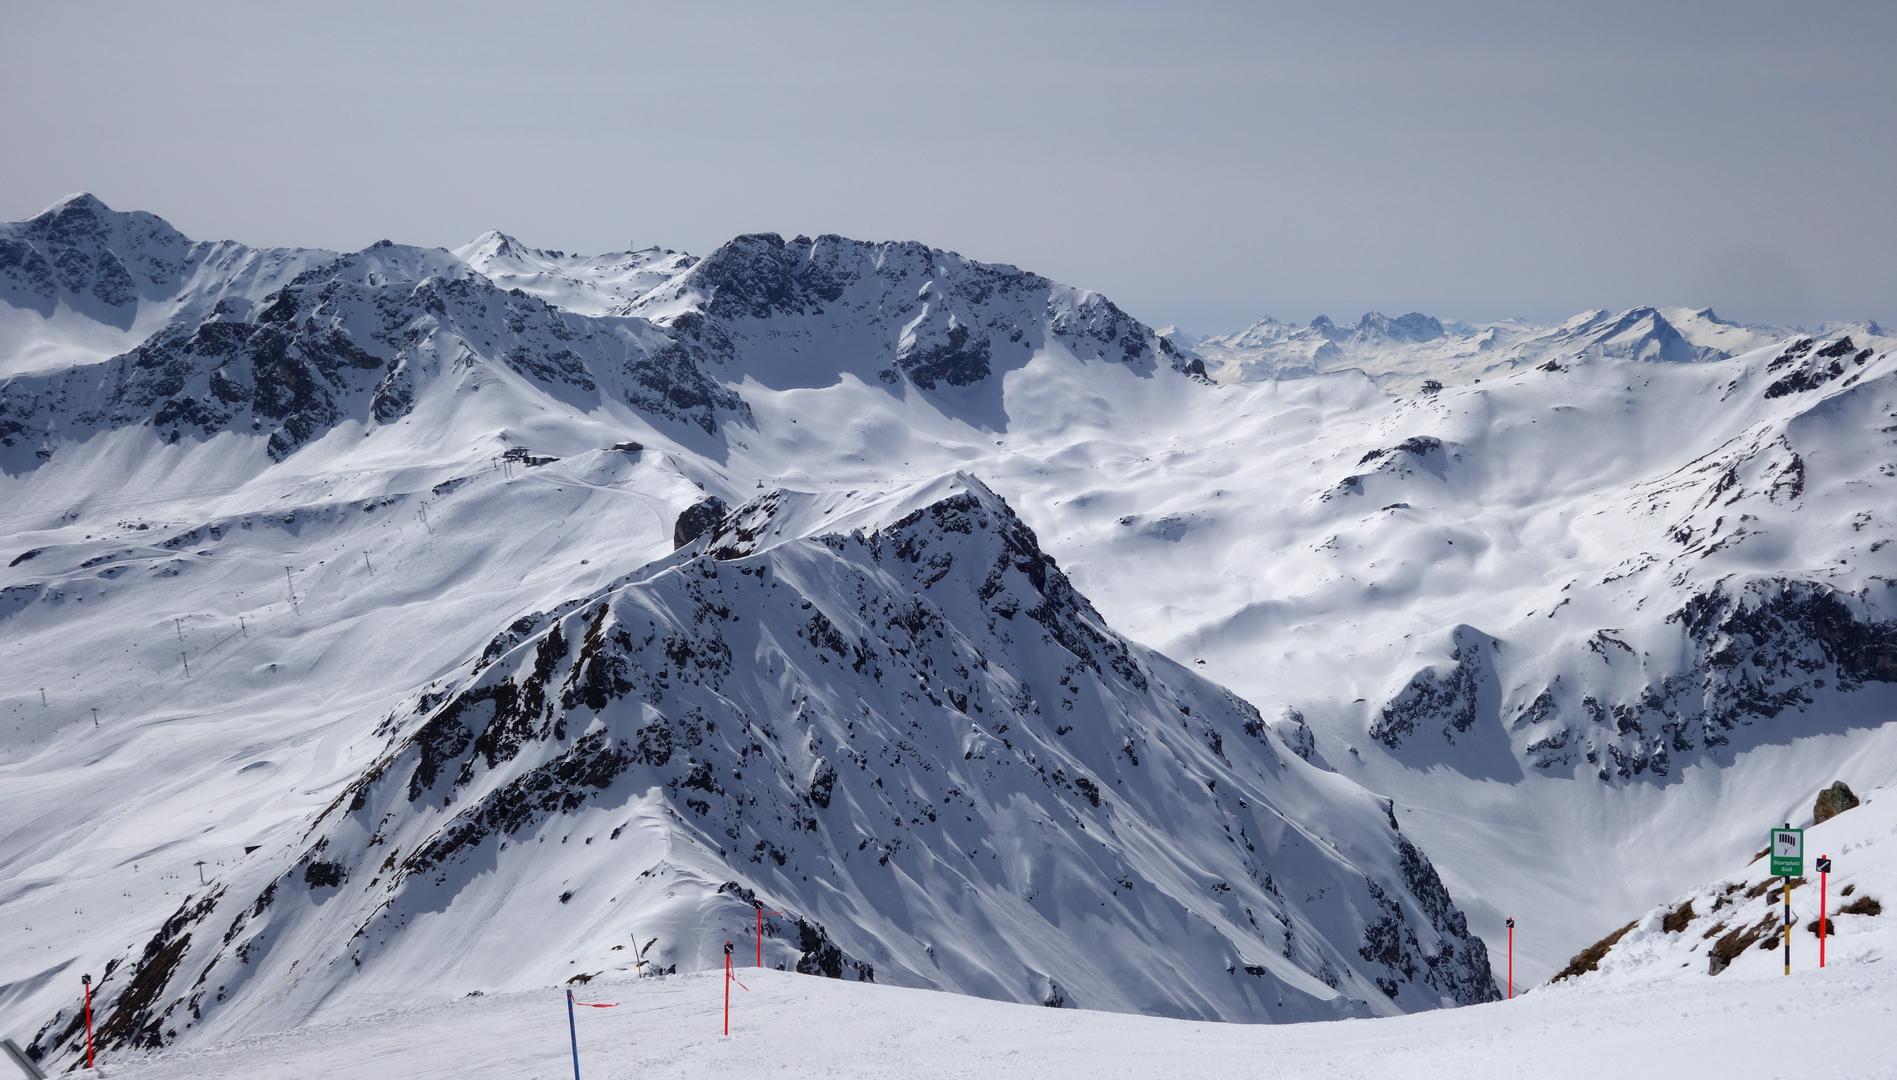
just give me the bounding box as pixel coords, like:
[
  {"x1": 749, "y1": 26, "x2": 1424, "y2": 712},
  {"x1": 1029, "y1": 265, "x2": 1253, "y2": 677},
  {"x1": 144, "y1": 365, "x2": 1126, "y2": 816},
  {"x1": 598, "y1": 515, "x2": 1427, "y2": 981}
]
[
  {"x1": 1355, "y1": 311, "x2": 1444, "y2": 343},
  {"x1": 461, "y1": 229, "x2": 523, "y2": 260},
  {"x1": 35, "y1": 191, "x2": 112, "y2": 217}
]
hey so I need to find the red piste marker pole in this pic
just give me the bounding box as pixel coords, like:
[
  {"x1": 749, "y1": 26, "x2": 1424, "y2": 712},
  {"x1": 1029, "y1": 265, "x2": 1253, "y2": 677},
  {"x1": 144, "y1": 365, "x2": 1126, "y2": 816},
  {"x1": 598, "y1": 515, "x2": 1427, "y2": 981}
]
[
  {"x1": 81, "y1": 973, "x2": 94, "y2": 1069},
  {"x1": 755, "y1": 907, "x2": 782, "y2": 968},
  {"x1": 720, "y1": 939, "x2": 751, "y2": 1038},
  {"x1": 1818, "y1": 853, "x2": 1832, "y2": 968},
  {"x1": 1505, "y1": 918, "x2": 1514, "y2": 999}
]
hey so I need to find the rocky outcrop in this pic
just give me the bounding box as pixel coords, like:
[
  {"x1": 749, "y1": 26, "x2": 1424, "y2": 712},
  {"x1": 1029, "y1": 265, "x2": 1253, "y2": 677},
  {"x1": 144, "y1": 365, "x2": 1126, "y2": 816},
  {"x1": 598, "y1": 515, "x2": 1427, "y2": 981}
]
[
  {"x1": 623, "y1": 233, "x2": 1200, "y2": 395},
  {"x1": 1372, "y1": 627, "x2": 1498, "y2": 749},
  {"x1": 1814, "y1": 781, "x2": 1861, "y2": 825},
  {"x1": 672, "y1": 495, "x2": 729, "y2": 548}
]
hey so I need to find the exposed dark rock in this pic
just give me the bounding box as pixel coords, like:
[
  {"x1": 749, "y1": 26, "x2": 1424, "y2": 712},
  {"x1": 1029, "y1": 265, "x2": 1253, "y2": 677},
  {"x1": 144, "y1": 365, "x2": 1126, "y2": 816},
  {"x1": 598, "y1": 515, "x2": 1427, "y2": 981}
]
[
  {"x1": 1371, "y1": 627, "x2": 1496, "y2": 748},
  {"x1": 1568, "y1": 579, "x2": 1897, "y2": 781},
  {"x1": 1551, "y1": 919, "x2": 1637, "y2": 982},
  {"x1": 303, "y1": 861, "x2": 347, "y2": 889},
  {"x1": 673, "y1": 495, "x2": 730, "y2": 549},
  {"x1": 1763, "y1": 337, "x2": 1872, "y2": 398},
  {"x1": 1813, "y1": 780, "x2": 1861, "y2": 825}
]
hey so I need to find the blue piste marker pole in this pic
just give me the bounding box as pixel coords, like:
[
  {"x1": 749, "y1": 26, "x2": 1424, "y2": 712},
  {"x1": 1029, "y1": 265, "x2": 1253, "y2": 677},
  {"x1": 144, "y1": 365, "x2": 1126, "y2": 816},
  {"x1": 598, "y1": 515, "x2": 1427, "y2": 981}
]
[{"x1": 566, "y1": 987, "x2": 582, "y2": 1080}]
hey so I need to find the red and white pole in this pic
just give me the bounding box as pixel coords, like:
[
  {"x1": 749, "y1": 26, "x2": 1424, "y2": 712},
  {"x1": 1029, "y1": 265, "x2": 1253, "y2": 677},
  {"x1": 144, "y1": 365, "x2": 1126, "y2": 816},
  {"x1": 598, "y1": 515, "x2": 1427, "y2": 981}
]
[
  {"x1": 1505, "y1": 918, "x2": 1514, "y2": 999},
  {"x1": 723, "y1": 941, "x2": 733, "y2": 1038},
  {"x1": 81, "y1": 973, "x2": 94, "y2": 1069}
]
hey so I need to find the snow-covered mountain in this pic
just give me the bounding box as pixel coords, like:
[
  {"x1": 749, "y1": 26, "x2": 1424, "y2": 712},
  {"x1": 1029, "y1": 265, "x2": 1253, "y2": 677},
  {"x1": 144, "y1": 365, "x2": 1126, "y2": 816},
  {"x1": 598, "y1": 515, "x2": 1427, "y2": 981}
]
[
  {"x1": 20, "y1": 474, "x2": 1493, "y2": 1061},
  {"x1": 0, "y1": 193, "x2": 330, "y2": 380},
  {"x1": 1178, "y1": 305, "x2": 1890, "y2": 389},
  {"x1": 2, "y1": 197, "x2": 1474, "y2": 1068},
  {"x1": 3, "y1": 194, "x2": 1893, "y2": 1072},
  {"x1": 452, "y1": 231, "x2": 694, "y2": 317}
]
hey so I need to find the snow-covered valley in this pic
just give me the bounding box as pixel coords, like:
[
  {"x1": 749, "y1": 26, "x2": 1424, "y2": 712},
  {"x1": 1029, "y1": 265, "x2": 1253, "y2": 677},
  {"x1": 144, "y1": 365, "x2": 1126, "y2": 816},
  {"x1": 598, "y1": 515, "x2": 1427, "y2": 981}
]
[{"x1": 3, "y1": 193, "x2": 1894, "y2": 1073}]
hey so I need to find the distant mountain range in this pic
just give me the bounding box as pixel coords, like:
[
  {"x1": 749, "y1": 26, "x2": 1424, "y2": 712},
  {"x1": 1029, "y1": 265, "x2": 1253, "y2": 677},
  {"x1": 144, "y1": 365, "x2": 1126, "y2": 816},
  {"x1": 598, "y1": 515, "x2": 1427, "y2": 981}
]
[{"x1": 1170, "y1": 306, "x2": 1888, "y2": 388}]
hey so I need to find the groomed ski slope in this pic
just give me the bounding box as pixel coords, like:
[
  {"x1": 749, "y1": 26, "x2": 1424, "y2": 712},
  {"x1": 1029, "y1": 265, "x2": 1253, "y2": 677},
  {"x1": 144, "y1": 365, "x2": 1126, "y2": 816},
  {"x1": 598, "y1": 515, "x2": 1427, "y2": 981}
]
[{"x1": 96, "y1": 961, "x2": 1897, "y2": 1080}]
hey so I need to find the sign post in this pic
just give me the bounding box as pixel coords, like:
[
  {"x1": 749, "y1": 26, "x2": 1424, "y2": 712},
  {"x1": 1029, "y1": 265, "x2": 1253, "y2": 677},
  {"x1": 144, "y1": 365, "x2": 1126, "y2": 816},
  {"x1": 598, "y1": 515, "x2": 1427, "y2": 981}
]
[
  {"x1": 1504, "y1": 917, "x2": 1514, "y2": 999},
  {"x1": 1816, "y1": 854, "x2": 1832, "y2": 968},
  {"x1": 80, "y1": 974, "x2": 93, "y2": 1070},
  {"x1": 1769, "y1": 825, "x2": 1803, "y2": 975}
]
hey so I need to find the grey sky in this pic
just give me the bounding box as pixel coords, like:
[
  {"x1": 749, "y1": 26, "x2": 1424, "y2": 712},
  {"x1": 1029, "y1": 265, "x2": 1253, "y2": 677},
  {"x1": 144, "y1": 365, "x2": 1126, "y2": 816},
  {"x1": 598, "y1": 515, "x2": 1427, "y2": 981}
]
[{"x1": 4, "y1": 1, "x2": 1891, "y2": 332}]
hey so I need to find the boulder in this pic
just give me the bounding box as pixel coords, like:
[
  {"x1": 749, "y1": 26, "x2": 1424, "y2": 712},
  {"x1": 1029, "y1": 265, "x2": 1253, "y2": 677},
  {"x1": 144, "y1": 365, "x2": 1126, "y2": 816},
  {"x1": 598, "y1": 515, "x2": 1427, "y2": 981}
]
[{"x1": 1814, "y1": 780, "x2": 1861, "y2": 825}]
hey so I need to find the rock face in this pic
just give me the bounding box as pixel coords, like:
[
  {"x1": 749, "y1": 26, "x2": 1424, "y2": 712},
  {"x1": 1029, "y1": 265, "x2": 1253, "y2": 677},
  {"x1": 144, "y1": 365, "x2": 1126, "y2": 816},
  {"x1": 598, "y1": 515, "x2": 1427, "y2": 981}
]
[
  {"x1": 621, "y1": 232, "x2": 1202, "y2": 395},
  {"x1": 63, "y1": 476, "x2": 1493, "y2": 1056},
  {"x1": 672, "y1": 494, "x2": 729, "y2": 548},
  {"x1": 1372, "y1": 627, "x2": 1498, "y2": 749},
  {"x1": 0, "y1": 193, "x2": 193, "y2": 312},
  {"x1": 1814, "y1": 781, "x2": 1861, "y2": 825},
  {"x1": 0, "y1": 241, "x2": 746, "y2": 458}
]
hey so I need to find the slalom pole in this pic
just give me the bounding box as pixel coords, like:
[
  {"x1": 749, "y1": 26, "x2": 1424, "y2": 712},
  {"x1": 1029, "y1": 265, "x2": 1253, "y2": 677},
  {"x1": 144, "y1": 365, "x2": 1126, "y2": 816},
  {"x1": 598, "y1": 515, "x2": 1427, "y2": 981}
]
[
  {"x1": 566, "y1": 987, "x2": 582, "y2": 1080},
  {"x1": 81, "y1": 974, "x2": 94, "y2": 1069},
  {"x1": 1504, "y1": 918, "x2": 1514, "y2": 999}
]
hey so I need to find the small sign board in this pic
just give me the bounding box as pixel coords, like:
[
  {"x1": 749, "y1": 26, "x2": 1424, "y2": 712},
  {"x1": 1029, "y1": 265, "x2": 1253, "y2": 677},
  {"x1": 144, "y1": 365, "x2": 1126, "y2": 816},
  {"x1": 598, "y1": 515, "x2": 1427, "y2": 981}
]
[
  {"x1": 1769, "y1": 827, "x2": 1804, "y2": 877},
  {"x1": 1816, "y1": 855, "x2": 1832, "y2": 874}
]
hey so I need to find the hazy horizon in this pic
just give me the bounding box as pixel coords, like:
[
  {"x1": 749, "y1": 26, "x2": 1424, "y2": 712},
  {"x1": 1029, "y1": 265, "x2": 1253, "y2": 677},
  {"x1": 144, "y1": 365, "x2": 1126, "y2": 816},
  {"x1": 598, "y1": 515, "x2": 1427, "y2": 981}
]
[{"x1": 5, "y1": 1, "x2": 1892, "y2": 333}]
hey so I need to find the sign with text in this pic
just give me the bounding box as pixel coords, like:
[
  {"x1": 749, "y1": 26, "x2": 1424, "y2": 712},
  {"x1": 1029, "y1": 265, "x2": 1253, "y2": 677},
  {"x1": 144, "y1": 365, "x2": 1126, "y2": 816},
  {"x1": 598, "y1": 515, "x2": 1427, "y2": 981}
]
[{"x1": 1769, "y1": 827, "x2": 1804, "y2": 877}]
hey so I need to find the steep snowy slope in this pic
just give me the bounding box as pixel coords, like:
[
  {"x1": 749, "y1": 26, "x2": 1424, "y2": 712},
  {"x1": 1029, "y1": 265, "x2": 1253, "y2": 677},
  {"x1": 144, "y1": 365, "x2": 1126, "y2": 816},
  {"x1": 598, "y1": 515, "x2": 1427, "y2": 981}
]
[
  {"x1": 20, "y1": 476, "x2": 1493, "y2": 1064},
  {"x1": 1546, "y1": 784, "x2": 1892, "y2": 985}
]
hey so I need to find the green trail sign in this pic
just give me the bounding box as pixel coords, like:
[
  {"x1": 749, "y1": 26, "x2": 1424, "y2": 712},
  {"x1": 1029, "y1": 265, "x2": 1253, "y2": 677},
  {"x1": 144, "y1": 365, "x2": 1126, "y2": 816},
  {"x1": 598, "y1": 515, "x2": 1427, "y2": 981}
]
[{"x1": 1769, "y1": 827, "x2": 1804, "y2": 877}]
